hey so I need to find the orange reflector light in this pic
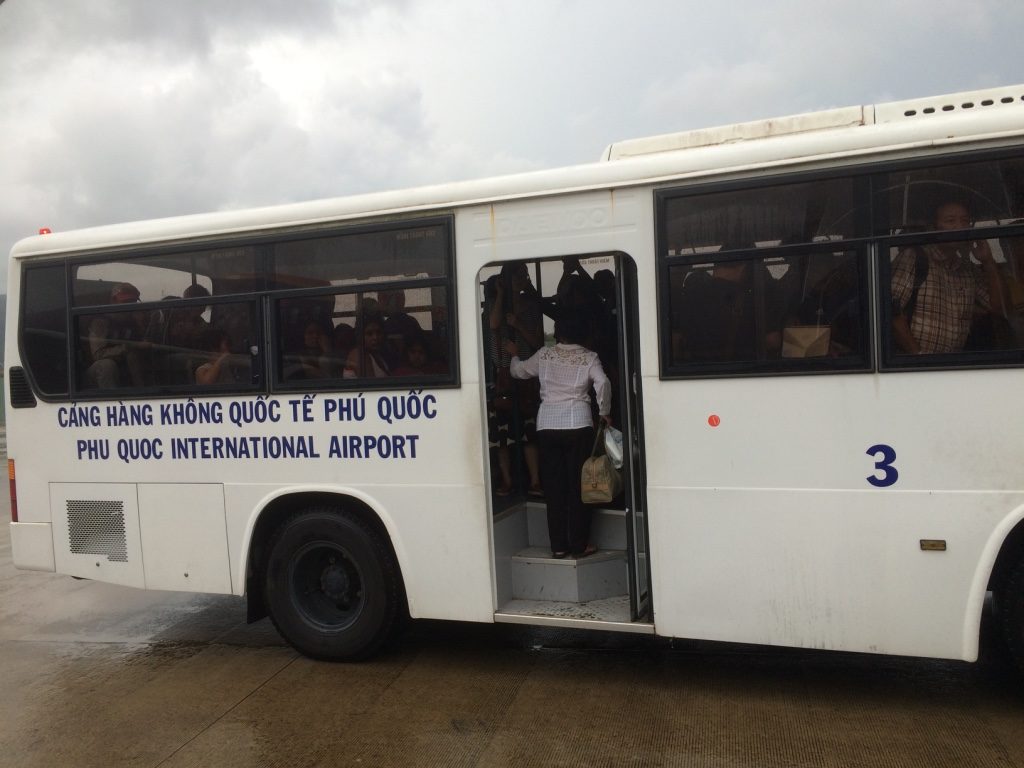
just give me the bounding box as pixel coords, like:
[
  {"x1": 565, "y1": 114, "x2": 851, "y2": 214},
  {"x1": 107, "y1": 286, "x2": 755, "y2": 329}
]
[{"x1": 8, "y1": 459, "x2": 17, "y2": 523}]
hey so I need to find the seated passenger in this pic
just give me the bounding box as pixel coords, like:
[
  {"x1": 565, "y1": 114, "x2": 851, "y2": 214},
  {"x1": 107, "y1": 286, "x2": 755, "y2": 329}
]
[
  {"x1": 891, "y1": 201, "x2": 1007, "y2": 354},
  {"x1": 792, "y1": 258, "x2": 862, "y2": 357},
  {"x1": 333, "y1": 322, "x2": 355, "y2": 357},
  {"x1": 283, "y1": 320, "x2": 332, "y2": 380},
  {"x1": 675, "y1": 262, "x2": 756, "y2": 362},
  {"x1": 380, "y1": 289, "x2": 424, "y2": 367},
  {"x1": 393, "y1": 334, "x2": 446, "y2": 376},
  {"x1": 344, "y1": 314, "x2": 390, "y2": 378},
  {"x1": 195, "y1": 328, "x2": 236, "y2": 385},
  {"x1": 84, "y1": 282, "x2": 149, "y2": 388},
  {"x1": 167, "y1": 284, "x2": 211, "y2": 350}
]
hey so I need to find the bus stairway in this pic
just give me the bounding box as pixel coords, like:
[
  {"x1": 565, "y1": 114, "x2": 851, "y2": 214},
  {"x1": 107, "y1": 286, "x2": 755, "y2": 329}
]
[{"x1": 510, "y1": 506, "x2": 628, "y2": 603}]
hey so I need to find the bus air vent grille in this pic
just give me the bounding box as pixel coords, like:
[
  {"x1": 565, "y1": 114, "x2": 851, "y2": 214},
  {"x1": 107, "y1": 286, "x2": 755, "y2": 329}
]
[
  {"x1": 66, "y1": 500, "x2": 128, "y2": 562},
  {"x1": 8, "y1": 367, "x2": 37, "y2": 409}
]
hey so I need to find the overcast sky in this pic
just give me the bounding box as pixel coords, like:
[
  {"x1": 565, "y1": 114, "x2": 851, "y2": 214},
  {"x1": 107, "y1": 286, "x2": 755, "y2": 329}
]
[{"x1": 1, "y1": 0, "x2": 1023, "y2": 291}]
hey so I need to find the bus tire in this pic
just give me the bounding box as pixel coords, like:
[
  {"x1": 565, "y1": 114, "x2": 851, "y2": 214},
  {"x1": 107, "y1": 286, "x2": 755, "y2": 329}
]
[
  {"x1": 998, "y1": 555, "x2": 1024, "y2": 674},
  {"x1": 264, "y1": 507, "x2": 401, "y2": 661}
]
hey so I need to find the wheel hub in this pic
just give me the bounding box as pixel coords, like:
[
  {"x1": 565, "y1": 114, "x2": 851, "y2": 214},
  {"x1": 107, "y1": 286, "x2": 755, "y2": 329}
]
[{"x1": 320, "y1": 559, "x2": 351, "y2": 601}]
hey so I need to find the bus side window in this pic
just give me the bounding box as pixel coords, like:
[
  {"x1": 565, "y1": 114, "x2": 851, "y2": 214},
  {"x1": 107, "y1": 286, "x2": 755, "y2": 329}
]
[{"x1": 21, "y1": 264, "x2": 69, "y2": 396}]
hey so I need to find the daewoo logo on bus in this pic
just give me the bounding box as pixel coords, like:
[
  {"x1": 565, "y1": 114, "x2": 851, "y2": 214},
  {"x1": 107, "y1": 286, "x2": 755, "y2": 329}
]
[{"x1": 495, "y1": 207, "x2": 608, "y2": 239}]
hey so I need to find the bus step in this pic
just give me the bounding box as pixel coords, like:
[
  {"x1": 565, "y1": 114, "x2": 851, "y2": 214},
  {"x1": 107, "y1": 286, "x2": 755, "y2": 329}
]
[
  {"x1": 510, "y1": 546, "x2": 628, "y2": 603},
  {"x1": 526, "y1": 504, "x2": 627, "y2": 550}
]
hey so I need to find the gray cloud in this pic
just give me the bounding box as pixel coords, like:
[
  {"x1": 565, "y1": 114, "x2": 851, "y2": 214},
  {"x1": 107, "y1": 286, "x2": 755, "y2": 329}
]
[{"x1": 1, "y1": 0, "x2": 1023, "y2": 292}]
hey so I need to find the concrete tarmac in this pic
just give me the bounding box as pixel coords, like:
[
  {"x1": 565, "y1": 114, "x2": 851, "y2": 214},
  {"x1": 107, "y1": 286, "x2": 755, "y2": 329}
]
[{"x1": 2, "y1": 503, "x2": 1023, "y2": 767}]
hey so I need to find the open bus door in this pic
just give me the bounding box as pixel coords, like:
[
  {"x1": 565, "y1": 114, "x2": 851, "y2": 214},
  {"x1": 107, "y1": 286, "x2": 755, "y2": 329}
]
[
  {"x1": 486, "y1": 254, "x2": 652, "y2": 630},
  {"x1": 616, "y1": 254, "x2": 652, "y2": 621}
]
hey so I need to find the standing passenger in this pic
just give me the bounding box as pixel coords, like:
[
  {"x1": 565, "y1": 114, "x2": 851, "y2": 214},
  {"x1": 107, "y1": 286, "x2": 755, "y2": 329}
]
[
  {"x1": 491, "y1": 263, "x2": 544, "y2": 495},
  {"x1": 506, "y1": 315, "x2": 612, "y2": 559},
  {"x1": 891, "y1": 201, "x2": 1007, "y2": 354}
]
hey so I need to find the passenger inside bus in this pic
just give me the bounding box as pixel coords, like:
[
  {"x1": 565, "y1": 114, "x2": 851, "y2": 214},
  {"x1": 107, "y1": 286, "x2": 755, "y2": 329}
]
[
  {"x1": 380, "y1": 289, "x2": 424, "y2": 369},
  {"x1": 283, "y1": 320, "x2": 333, "y2": 381},
  {"x1": 673, "y1": 258, "x2": 788, "y2": 362},
  {"x1": 166, "y1": 284, "x2": 211, "y2": 351},
  {"x1": 332, "y1": 321, "x2": 356, "y2": 362},
  {"x1": 194, "y1": 327, "x2": 235, "y2": 385},
  {"x1": 83, "y1": 282, "x2": 150, "y2": 389},
  {"x1": 344, "y1": 314, "x2": 391, "y2": 378},
  {"x1": 489, "y1": 264, "x2": 543, "y2": 497},
  {"x1": 789, "y1": 255, "x2": 862, "y2": 358},
  {"x1": 392, "y1": 333, "x2": 445, "y2": 376},
  {"x1": 505, "y1": 314, "x2": 612, "y2": 558},
  {"x1": 891, "y1": 201, "x2": 1009, "y2": 355},
  {"x1": 482, "y1": 275, "x2": 515, "y2": 497}
]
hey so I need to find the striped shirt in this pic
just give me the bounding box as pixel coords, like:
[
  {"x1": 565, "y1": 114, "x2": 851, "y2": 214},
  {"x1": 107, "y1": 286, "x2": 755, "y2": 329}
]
[{"x1": 891, "y1": 244, "x2": 990, "y2": 354}]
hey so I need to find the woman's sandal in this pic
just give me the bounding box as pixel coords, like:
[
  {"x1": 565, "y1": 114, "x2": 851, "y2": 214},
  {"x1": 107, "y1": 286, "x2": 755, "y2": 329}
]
[
  {"x1": 576, "y1": 545, "x2": 599, "y2": 559},
  {"x1": 552, "y1": 551, "x2": 568, "y2": 559}
]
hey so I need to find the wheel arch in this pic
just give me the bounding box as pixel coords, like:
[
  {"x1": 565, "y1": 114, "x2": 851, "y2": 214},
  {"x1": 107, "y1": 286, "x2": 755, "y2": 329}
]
[
  {"x1": 987, "y1": 516, "x2": 1024, "y2": 594},
  {"x1": 963, "y1": 504, "x2": 1024, "y2": 659},
  {"x1": 242, "y1": 489, "x2": 406, "y2": 624}
]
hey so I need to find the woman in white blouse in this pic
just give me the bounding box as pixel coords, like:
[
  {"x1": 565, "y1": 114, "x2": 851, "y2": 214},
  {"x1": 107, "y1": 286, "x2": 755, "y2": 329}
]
[{"x1": 506, "y1": 315, "x2": 612, "y2": 558}]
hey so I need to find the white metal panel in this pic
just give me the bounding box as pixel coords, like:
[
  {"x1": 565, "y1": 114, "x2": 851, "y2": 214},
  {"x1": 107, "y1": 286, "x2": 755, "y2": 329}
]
[
  {"x1": 642, "y1": 367, "x2": 1024, "y2": 660},
  {"x1": 9, "y1": 522, "x2": 55, "y2": 571},
  {"x1": 602, "y1": 106, "x2": 868, "y2": 160},
  {"x1": 50, "y1": 483, "x2": 144, "y2": 589},
  {"x1": 138, "y1": 484, "x2": 232, "y2": 594},
  {"x1": 647, "y1": 487, "x2": 1024, "y2": 661},
  {"x1": 874, "y1": 84, "x2": 1024, "y2": 123}
]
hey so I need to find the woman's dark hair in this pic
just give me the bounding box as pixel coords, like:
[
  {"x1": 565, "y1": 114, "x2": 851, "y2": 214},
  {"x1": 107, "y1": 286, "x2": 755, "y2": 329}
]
[
  {"x1": 554, "y1": 314, "x2": 589, "y2": 345},
  {"x1": 200, "y1": 327, "x2": 229, "y2": 353}
]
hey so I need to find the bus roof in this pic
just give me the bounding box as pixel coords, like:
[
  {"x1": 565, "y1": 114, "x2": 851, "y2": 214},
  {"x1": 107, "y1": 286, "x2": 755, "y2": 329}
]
[
  {"x1": 10, "y1": 83, "x2": 1024, "y2": 261},
  {"x1": 600, "y1": 84, "x2": 1024, "y2": 160}
]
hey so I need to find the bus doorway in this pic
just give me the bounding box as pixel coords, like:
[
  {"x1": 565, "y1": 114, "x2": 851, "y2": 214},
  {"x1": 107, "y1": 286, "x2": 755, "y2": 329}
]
[{"x1": 483, "y1": 253, "x2": 652, "y2": 631}]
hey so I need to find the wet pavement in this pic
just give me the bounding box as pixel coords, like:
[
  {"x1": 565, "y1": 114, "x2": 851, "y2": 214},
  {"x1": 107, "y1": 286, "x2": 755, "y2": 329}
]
[{"x1": 2, "y1": 497, "x2": 1024, "y2": 767}]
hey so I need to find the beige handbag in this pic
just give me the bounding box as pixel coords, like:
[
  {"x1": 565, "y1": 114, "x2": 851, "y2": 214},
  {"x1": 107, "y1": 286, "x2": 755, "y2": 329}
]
[
  {"x1": 581, "y1": 425, "x2": 623, "y2": 504},
  {"x1": 781, "y1": 324, "x2": 831, "y2": 358}
]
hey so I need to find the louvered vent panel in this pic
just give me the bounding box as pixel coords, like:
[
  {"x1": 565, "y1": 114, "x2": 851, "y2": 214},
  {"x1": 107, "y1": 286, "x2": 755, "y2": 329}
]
[
  {"x1": 66, "y1": 500, "x2": 128, "y2": 562},
  {"x1": 8, "y1": 367, "x2": 37, "y2": 408}
]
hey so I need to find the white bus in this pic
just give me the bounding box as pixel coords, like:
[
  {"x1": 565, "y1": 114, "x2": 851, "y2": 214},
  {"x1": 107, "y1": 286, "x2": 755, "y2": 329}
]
[{"x1": 8, "y1": 84, "x2": 1024, "y2": 668}]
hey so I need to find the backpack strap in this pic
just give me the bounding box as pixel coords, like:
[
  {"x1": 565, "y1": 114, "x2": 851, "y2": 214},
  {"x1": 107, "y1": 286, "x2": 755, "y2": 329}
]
[{"x1": 902, "y1": 247, "x2": 930, "y2": 320}]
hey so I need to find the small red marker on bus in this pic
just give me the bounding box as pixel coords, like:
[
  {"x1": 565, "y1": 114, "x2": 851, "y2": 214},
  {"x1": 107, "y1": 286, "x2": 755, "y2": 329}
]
[
  {"x1": 708, "y1": 414, "x2": 720, "y2": 427},
  {"x1": 38, "y1": 228, "x2": 52, "y2": 235}
]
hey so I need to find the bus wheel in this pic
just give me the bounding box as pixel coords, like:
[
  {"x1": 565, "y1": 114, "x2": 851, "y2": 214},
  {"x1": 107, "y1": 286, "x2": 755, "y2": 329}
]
[
  {"x1": 264, "y1": 507, "x2": 401, "y2": 661},
  {"x1": 998, "y1": 555, "x2": 1024, "y2": 674}
]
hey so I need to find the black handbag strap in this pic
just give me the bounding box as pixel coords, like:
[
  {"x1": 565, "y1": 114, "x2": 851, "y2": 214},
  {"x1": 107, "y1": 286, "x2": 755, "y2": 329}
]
[{"x1": 590, "y1": 423, "x2": 606, "y2": 458}]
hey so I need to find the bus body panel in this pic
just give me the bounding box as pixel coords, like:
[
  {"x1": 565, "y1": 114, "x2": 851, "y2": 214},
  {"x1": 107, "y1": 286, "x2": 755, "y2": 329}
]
[
  {"x1": 643, "y1": 370, "x2": 1024, "y2": 660},
  {"x1": 646, "y1": 487, "x2": 1024, "y2": 660}
]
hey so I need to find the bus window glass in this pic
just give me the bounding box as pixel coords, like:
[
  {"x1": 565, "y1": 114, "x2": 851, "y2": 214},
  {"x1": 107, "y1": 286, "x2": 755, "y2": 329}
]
[
  {"x1": 663, "y1": 177, "x2": 864, "y2": 255},
  {"x1": 21, "y1": 264, "x2": 69, "y2": 395},
  {"x1": 666, "y1": 249, "x2": 866, "y2": 369},
  {"x1": 74, "y1": 300, "x2": 259, "y2": 390},
  {"x1": 276, "y1": 288, "x2": 451, "y2": 384},
  {"x1": 272, "y1": 224, "x2": 448, "y2": 286},
  {"x1": 876, "y1": 157, "x2": 1024, "y2": 235},
  {"x1": 71, "y1": 247, "x2": 260, "y2": 306}
]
